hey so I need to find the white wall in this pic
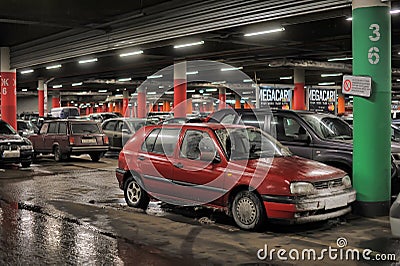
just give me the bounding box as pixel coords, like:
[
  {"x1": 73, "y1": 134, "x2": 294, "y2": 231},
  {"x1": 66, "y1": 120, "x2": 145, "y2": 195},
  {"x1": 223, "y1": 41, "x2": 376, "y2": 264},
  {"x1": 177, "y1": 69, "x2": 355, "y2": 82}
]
[{"x1": 17, "y1": 95, "x2": 53, "y2": 115}]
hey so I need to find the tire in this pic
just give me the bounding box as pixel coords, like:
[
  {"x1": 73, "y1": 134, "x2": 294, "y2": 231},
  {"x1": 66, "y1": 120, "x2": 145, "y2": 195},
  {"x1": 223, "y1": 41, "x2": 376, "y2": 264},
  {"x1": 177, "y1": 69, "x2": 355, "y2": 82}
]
[
  {"x1": 90, "y1": 152, "x2": 102, "y2": 162},
  {"x1": 124, "y1": 176, "x2": 149, "y2": 210},
  {"x1": 54, "y1": 146, "x2": 62, "y2": 162},
  {"x1": 21, "y1": 161, "x2": 31, "y2": 168},
  {"x1": 231, "y1": 190, "x2": 266, "y2": 231}
]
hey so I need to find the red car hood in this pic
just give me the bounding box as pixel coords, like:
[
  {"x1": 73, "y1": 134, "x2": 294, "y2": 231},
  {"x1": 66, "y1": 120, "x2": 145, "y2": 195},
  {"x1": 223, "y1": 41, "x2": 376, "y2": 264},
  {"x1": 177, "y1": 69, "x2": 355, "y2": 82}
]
[{"x1": 235, "y1": 155, "x2": 346, "y2": 182}]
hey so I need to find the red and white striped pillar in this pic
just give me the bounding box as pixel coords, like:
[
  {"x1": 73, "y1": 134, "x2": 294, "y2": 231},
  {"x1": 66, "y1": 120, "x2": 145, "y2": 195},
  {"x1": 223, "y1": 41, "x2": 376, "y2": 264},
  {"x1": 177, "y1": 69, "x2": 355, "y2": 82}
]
[
  {"x1": 1, "y1": 48, "x2": 17, "y2": 129},
  {"x1": 218, "y1": 87, "x2": 226, "y2": 109},
  {"x1": 174, "y1": 62, "x2": 187, "y2": 118},
  {"x1": 293, "y1": 68, "x2": 306, "y2": 110}
]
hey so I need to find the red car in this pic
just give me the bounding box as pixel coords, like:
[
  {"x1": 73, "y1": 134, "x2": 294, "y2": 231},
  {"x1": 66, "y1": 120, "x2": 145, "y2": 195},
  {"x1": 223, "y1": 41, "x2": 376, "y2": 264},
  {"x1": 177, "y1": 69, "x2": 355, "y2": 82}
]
[{"x1": 116, "y1": 123, "x2": 356, "y2": 230}]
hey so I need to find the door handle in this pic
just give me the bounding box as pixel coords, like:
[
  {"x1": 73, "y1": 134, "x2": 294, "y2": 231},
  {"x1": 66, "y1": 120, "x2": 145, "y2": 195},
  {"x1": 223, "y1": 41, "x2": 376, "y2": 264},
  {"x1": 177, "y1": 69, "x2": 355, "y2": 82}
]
[
  {"x1": 138, "y1": 156, "x2": 145, "y2": 161},
  {"x1": 173, "y1": 162, "x2": 184, "y2": 169}
]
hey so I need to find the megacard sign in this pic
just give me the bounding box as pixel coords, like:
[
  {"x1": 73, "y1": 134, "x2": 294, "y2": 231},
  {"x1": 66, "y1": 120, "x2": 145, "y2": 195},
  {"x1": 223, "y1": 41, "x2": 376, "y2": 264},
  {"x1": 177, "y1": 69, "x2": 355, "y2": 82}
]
[{"x1": 260, "y1": 87, "x2": 292, "y2": 110}]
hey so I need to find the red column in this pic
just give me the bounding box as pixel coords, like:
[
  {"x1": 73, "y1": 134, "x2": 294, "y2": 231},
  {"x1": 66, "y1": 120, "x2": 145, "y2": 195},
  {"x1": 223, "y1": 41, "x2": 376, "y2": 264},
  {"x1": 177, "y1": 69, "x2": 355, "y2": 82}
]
[
  {"x1": 137, "y1": 87, "x2": 146, "y2": 118},
  {"x1": 38, "y1": 79, "x2": 45, "y2": 117},
  {"x1": 1, "y1": 72, "x2": 16, "y2": 129},
  {"x1": 219, "y1": 87, "x2": 226, "y2": 110},
  {"x1": 123, "y1": 90, "x2": 129, "y2": 117},
  {"x1": 108, "y1": 103, "x2": 113, "y2": 113},
  {"x1": 51, "y1": 97, "x2": 60, "y2": 108},
  {"x1": 293, "y1": 68, "x2": 306, "y2": 110},
  {"x1": 165, "y1": 101, "x2": 171, "y2": 112},
  {"x1": 174, "y1": 62, "x2": 187, "y2": 118},
  {"x1": 235, "y1": 94, "x2": 241, "y2": 109},
  {"x1": 338, "y1": 93, "x2": 345, "y2": 115}
]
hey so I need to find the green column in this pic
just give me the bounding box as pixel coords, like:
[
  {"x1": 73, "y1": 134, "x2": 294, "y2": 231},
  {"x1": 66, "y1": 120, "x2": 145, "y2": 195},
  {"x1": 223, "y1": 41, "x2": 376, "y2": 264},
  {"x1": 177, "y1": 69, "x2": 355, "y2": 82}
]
[{"x1": 352, "y1": 0, "x2": 391, "y2": 216}]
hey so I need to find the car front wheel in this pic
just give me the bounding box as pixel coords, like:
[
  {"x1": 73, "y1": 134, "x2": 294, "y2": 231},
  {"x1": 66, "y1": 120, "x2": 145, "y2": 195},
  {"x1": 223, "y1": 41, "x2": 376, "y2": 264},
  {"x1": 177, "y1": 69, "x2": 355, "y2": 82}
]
[
  {"x1": 231, "y1": 190, "x2": 266, "y2": 231},
  {"x1": 54, "y1": 146, "x2": 62, "y2": 162},
  {"x1": 124, "y1": 176, "x2": 149, "y2": 210}
]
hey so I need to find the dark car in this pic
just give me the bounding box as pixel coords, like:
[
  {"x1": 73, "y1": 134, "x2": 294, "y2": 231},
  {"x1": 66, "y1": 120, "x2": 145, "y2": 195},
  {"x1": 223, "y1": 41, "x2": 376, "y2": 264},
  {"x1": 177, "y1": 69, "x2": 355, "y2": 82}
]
[
  {"x1": 0, "y1": 120, "x2": 34, "y2": 168},
  {"x1": 28, "y1": 119, "x2": 109, "y2": 162},
  {"x1": 208, "y1": 109, "x2": 400, "y2": 194},
  {"x1": 116, "y1": 123, "x2": 356, "y2": 230},
  {"x1": 17, "y1": 120, "x2": 39, "y2": 137},
  {"x1": 102, "y1": 118, "x2": 149, "y2": 150}
]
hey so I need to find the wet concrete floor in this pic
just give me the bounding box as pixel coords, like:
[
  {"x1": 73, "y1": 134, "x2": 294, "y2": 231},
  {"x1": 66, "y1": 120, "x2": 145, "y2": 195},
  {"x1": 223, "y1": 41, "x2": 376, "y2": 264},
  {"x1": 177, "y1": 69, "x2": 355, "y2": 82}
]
[{"x1": 0, "y1": 155, "x2": 399, "y2": 265}]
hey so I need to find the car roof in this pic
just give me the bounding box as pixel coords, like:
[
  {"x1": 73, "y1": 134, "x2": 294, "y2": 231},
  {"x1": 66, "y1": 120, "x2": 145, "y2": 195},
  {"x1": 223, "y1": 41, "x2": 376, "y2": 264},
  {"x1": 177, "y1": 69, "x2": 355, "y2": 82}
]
[{"x1": 148, "y1": 122, "x2": 250, "y2": 130}]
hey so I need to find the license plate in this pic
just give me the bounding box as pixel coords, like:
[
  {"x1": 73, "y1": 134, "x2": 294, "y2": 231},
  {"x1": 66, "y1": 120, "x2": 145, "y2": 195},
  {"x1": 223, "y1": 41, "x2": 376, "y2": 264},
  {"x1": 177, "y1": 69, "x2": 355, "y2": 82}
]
[
  {"x1": 81, "y1": 138, "x2": 97, "y2": 144},
  {"x1": 2, "y1": 150, "x2": 20, "y2": 158},
  {"x1": 325, "y1": 195, "x2": 348, "y2": 210}
]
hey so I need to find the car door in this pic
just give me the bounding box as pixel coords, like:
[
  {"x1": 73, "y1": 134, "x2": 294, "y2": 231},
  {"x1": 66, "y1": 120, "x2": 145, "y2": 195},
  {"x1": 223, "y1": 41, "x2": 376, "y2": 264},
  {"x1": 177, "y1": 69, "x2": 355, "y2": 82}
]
[
  {"x1": 113, "y1": 120, "x2": 124, "y2": 149},
  {"x1": 44, "y1": 122, "x2": 58, "y2": 152},
  {"x1": 272, "y1": 114, "x2": 313, "y2": 159},
  {"x1": 136, "y1": 127, "x2": 180, "y2": 199},
  {"x1": 102, "y1": 120, "x2": 117, "y2": 148},
  {"x1": 171, "y1": 128, "x2": 227, "y2": 205},
  {"x1": 56, "y1": 121, "x2": 69, "y2": 154}
]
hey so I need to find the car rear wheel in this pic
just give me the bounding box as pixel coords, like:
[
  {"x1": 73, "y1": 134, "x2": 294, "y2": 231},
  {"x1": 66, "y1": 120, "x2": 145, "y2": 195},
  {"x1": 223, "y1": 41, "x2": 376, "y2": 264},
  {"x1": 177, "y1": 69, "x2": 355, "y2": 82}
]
[
  {"x1": 90, "y1": 152, "x2": 102, "y2": 162},
  {"x1": 231, "y1": 190, "x2": 266, "y2": 231},
  {"x1": 21, "y1": 161, "x2": 31, "y2": 168},
  {"x1": 54, "y1": 146, "x2": 62, "y2": 162},
  {"x1": 124, "y1": 176, "x2": 149, "y2": 210}
]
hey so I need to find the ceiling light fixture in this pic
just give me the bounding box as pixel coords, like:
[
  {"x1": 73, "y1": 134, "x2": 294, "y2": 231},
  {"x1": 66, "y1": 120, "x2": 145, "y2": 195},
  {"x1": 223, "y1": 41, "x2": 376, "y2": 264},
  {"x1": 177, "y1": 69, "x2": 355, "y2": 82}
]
[
  {"x1": 346, "y1": 17, "x2": 353, "y2": 21},
  {"x1": 21, "y1": 89, "x2": 28, "y2": 92},
  {"x1": 79, "y1": 58, "x2": 98, "y2": 64},
  {"x1": 327, "y1": 57, "x2": 353, "y2": 62},
  {"x1": 147, "y1": 91, "x2": 157, "y2": 95},
  {"x1": 98, "y1": 89, "x2": 108, "y2": 93},
  {"x1": 206, "y1": 88, "x2": 218, "y2": 92},
  {"x1": 390, "y1": 9, "x2": 400, "y2": 14},
  {"x1": 244, "y1": 27, "x2": 285, "y2": 37},
  {"x1": 321, "y1": 73, "x2": 343, "y2": 77},
  {"x1": 187, "y1": 71, "x2": 199, "y2": 75},
  {"x1": 147, "y1": 74, "x2": 163, "y2": 79},
  {"x1": 46, "y1": 64, "x2": 62, "y2": 70},
  {"x1": 174, "y1": 41, "x2": 204, "y2": 49},
  {"x1": 20, "y1": 69, "x2": 34, "y2": 74},
  {"x1": 72, "y1": 82, "x2": 83, "y2": 87},
  {"x1": 221, "y1": 67, "x2": 243, "y2": 71},
  {"x1": 53, "y1": 85, "x2": 63, "y2": 88},
  {"x1": 119, "y1": 50, "x2": 144, "y2": 57},
  {"x1": 280, "y1": 76, "x2": 293, "y2": 80},
  {"x1": 165, "y1": 91, "x2": 174, "y2": 94},
  {"x1": 318, "y1": 82, "x2": 335, "y2": 86},
  {"x1": 243, "y1": 79, "x2": 253, "y2": 83},
  {"x1": 118, "y1": 78, "x2": 132, "y2": 82},
  {"x1": 187, "y1": 90, "x2": 196, "y2": 93}
]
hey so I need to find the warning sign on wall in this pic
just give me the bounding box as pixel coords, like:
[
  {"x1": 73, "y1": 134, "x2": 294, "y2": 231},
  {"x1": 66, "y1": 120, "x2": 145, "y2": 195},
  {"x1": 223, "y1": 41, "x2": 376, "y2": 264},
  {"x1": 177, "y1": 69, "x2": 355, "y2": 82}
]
[{"x1": 342, "y1": 75, "x2": 371, "y2": 97}]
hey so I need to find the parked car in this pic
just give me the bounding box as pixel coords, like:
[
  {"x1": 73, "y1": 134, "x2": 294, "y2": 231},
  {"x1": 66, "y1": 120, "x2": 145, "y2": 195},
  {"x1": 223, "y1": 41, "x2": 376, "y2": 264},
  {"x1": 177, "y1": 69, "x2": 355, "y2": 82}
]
[
  {"x1": 116, "y1": 123, "x2": 356, "y2": 230},
  {"x1": 159, "y1": 117, "x2": 205, "y2": 125},
  {"x1": 17, "y1": 119, "x2": 39, "y2": 137},
  {"x1": 0, "y1": 120, "x2": 33, "y2": 168},
  {"x1": 102, "y1": 118, "x2": 149, "y2": 150},
  {"x1": 50, "y1": 107, "x2": 80, "y2": 119},
  {"x1": 28, "y1": 119, "x2": 109, "y2": 162},
  {"x1": 88, "y1": 112, "x2": 119, "y2": 123},
  {"x1": 208, "y1": 108, "x2": 400, "y2": 195}
]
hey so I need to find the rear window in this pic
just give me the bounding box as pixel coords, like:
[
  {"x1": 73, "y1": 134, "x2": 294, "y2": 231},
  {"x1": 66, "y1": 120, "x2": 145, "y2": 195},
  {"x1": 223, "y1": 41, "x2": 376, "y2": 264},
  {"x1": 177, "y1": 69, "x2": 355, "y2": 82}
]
[{"x1": 71, "y1": 123, "x2": 101, "y2": 134}]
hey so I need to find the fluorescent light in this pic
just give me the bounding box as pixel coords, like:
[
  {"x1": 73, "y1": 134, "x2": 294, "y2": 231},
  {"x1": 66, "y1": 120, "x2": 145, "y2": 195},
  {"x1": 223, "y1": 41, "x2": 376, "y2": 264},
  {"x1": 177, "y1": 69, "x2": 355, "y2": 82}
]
[
  {"x1": 79, "y1": 58, "x2": 98, "y2": 64},
  {"x1": 20, "y1": 69, "x2": 34, "y2": 74},
  {"x1": 98, "y1": 89, "x2": 108, "y2": 93},
  {"x1": 346, "y1": 17, "x2": 353, "y2": 21},
  {"x1": 187, "y1": 71, "x2": 198, "y2": 75},
  {"x1": 243, "y1": 79, "x2": 253, "y2": 83},
  {"x1": 242, "y1": 91, "x2": 253, "y2": 95},
  {"x1": 280, "y1": 76, "x2": 293, "y2": 80},
  {"x1": 119, "y1": 50, "x2": 143, "y2": 57},
  {"x1": 147, "y1": 74, "x2": 163, "y2": 79},
  {"x1": 211, "y1": 81, "x2": 226, "y2": 85},
  {"x1": 221, "y1": 67, "x2": 243, "y2": 71},
  {"x1": 147, "y1": 91, "x2": 157, "y2": 95},
  {"x1": 203, "y1": 93, "x2": 212, "y2": 96},
  {"x1": 390, "y1": 9, "x2": 400, "y2": 14},
  {"x1": 21, "y1": 89, "x2": 28, "y2": 92},
  {"x1": 244, "y1": 27, "x2": 285, "y2": 37},
  {"x1": 53, "y1": 85, "x2": 62, "y2": 88},
  {"x1": 165, "y1": 91, "x2": 174, "y2": 94},
  {"x1": 118, "y1": 78, "x2": 132, "y2": 82},
  {"x1": 174, "y1": 41, "x2": 204, "y2": 49},
  {"x1": 206, "y1": 88, "x2": 218, "y2": 92},
  {"x1": 159, "y1": 86, "x2": 164, "y2": 89},
  {"x1": 242, "y1": 97, "x2": 249, "y2": 100},
  {"x1": 115, "y1": 94, "x2": 123, "y2": 97},
  {"x1": 72, "y1": 82, "x2": 83, "y2": 86},
  {"x1": 318, "y1": 82, "x2": 335, "y2": 86},
  {"x1": 187, "y1": 89, "x2": 196, "y2": 93},
  {"x1": 46, "y1": 64, "x2": 62, "y2": 70},
  {"x1": 397, "y1": 79, "x2": 400, "y2": 82},
  {"x1": 328, "y1": 57, "x2": 353, "y2": 62},
  {"x1": 321, "y1": 73, "x2": 343, "y2": 77}
]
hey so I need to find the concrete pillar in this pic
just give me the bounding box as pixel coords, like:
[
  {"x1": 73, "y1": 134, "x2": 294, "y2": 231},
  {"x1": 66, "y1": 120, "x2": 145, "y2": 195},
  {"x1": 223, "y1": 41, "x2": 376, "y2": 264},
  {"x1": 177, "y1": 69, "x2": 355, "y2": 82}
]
[
  {"x1": 174, "y1": 62, "x2": 187, "y2": 118},
  {"x1": 352, "y1": 0, "x2": 391, "y2": 216},
  {"x1": 293, "y1": 68, "x2": 306, "y2": 110},
  {"x1": 0, "y1": 48, "x2": 17, "y2": 129},
  {"x1": 137, "y1": 87, "x2": 146, "y2": 118},
  {"x1": 219, "y1": 87, "x2": 226, "y2": 110}
]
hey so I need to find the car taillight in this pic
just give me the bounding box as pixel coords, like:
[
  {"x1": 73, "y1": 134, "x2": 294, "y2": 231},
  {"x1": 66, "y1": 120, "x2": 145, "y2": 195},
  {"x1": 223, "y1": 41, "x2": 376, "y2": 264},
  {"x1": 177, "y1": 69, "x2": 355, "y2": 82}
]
[
  {"x1": 103, "y1": 135, "x2": 109, "y2": 144},
  {"x1": 69, "y1": 136, "x2": 75, "y2": 145}
]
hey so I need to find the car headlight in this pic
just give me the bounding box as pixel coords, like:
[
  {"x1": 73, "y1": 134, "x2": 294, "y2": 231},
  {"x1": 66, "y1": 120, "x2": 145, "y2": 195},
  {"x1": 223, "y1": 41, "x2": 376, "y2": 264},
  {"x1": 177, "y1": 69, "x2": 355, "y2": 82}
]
[
  {"x1": 342, "y1": 175, "x2": 352, "y2": 188},
  {"x1": 20, "y1": 145, "x2": 33, "y2": 150},
  {"x1": 290, "y1": 182, "x2": 316, "y2": 195}
]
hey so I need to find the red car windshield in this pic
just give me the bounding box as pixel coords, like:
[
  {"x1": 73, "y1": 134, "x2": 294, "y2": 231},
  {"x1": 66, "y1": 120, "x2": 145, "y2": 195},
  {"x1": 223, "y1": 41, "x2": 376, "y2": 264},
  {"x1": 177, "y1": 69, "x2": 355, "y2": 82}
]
[{"x1": 215, "y1": 127, "x2": 291, "y2": 160}]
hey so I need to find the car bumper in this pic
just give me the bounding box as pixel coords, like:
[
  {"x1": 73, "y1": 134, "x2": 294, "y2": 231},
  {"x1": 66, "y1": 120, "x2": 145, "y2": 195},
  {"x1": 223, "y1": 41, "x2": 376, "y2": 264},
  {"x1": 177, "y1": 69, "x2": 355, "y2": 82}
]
[
  {"x1": 0, "y1": 149, "x2": 33, "y2": 164},
  {"x1": 116, "y1": 168, "x2": 127, "y2": 189},
  {"x1": 70, "y1": 146, "x2": 109, "y2": 153},
  {"x1": 261, "y1": 188, "x2": 356, "y2": 223}
]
